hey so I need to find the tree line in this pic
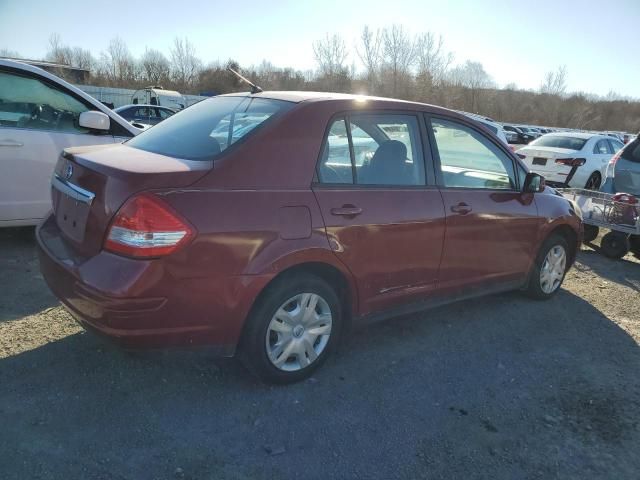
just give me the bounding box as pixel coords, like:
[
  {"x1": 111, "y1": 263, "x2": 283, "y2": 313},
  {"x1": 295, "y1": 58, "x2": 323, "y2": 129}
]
[{"x1": 2, "y1": 28, "x2": 638, "y2": 132}]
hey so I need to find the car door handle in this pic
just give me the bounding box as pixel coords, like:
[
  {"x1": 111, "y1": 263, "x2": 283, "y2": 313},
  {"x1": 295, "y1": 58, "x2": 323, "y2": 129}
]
[
  {"x1": 450, "y1": 202, "x2": 472, "y2": 215},
  {"x1": 331, "y1": 205, "x2": 363, "y2": 217},
  {"x1": 0, "y1": 139, "x2": 23, "y2": 147}
]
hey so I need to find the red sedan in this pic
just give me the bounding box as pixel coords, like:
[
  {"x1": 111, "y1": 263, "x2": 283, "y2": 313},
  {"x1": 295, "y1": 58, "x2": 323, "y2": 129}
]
[{"x1": 37, "y1": 92, "x2": 582, "y2": 383}]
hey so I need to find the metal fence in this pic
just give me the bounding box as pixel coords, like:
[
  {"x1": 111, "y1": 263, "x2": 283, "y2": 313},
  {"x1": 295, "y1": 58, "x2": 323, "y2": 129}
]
[{"x1": 76, "y1": 85, "x2": 207, "y2": 109}]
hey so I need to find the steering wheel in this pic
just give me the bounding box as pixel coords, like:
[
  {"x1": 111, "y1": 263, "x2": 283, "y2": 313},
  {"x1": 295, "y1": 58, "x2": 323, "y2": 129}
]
[{"x1": 30, "y1": 104, "x2": 43, "y2": 121}]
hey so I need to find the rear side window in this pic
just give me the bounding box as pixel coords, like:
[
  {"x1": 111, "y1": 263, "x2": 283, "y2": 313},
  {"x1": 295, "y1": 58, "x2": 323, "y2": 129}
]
[
  {"x1": 127, "y1": 96, "x2": 293, "y2": 160},
  {"x1": 317, "y1": 114, "x2": 425, "y2": 186},
  {"x1": 593, "y1": 139, "x2": 612, "y2": 155}
]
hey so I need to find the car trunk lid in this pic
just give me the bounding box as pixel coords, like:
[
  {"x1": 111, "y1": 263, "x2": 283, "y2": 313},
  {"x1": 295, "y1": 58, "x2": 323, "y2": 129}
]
[
  {"x1": 51, "y1": 144, "x2": 211, "y2": 257},
  {"x1": 518, "y1": 147, "x2": 578, "y2": 178}
]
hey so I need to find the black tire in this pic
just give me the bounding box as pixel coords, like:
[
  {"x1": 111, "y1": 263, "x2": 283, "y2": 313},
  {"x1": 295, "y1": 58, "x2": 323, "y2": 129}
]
[
  {"x1": 600, "y1": 232, "x2": 630, "y2": 259},
  {"x1": 583, "y1": 224, "x2": 599, "y2": 243},
  {"x1": 584, "y1": 172, "x2": 601, "y2": 190},
  {"x1": 238, "y1": 273, "x2": 342, "y2": 385},
  {"x1": 630, "y1": 235, "x2": 640, "y2": 258},
  {"x1": 524, "y1": 234, "x2": 570, "y2": 300}
]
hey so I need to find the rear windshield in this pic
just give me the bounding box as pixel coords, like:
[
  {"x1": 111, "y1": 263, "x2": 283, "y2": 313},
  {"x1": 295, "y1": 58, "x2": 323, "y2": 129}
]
[
  {"x1": 621, "y1": 138, "x2": 640, "y2": 163},
  {"x1": 127, "y1": 96, "x2": 293, "y2": 160},
  {"x1": 530, "y1": 136, "x2": 587, "y2": 151}
]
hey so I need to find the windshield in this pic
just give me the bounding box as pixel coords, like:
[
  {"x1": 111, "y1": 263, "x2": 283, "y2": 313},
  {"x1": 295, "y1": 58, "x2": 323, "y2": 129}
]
[
  {"x1": 127, "y1": 96, "x2": 293, "y2": 160},
  {"x1": 530, "y1": 136, "x2": 587, "y2": 151}
]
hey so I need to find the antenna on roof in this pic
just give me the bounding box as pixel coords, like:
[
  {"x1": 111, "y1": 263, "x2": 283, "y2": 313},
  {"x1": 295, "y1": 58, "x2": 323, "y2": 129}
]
[{"x1": 227, "y1": 67, "x2": 263, "y2": 94}]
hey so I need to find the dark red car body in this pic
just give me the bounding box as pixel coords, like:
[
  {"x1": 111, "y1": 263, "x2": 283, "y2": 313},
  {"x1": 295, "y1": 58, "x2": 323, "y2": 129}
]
[{"x1": 37, "y1": 92, "x2": 582, "y2": 355}]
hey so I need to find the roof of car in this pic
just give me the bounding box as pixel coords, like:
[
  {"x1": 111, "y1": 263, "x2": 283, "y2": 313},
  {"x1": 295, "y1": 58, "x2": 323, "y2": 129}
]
[
  {"x1": 543, "y1": 132, "x2": 606, "y2": 140},
  {"x1": 222, "y1": 90, "x2": 432, "y2": 106},
  {"x1": 115, "y1": 104, "x2": 176, "y2": 111}
]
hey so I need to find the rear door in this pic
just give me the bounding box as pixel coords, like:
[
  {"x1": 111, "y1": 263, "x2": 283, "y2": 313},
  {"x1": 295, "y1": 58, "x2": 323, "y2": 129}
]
[
  {"x1": 593, "y1": 138, "x2": 614, "y2": 178},
  {"x1": 0, "y1": 68, "x2": 123, "y2": 224},
  {"x1": 427, "y1": 115, "x2": 540, "y2": 293},
  {"x1": 313, "y1": 113, "x2": 446, "y2": 315}
]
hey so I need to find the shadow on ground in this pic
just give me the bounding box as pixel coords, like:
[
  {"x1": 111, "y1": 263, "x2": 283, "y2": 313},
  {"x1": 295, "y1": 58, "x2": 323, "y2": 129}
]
[
  {"x1": 576, "y1": 244, "x2": 640, "y2": 292},
  {"x1": 0, "y1": 228, "x2": 58, "y2": 322},
  {"x1": 1, "y1": 290, "x2": 639, "y2": 480}
]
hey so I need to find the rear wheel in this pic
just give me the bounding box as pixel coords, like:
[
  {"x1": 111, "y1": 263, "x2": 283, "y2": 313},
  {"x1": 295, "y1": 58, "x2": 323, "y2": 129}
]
[
  {"x1": 239, "y1": 273, "x2": 342, "y2": 384},
  {"x1": 524, "y1": 234, "x2": 569, "y2": 300},
  {"x1": 600, "y1": 232, "x2": 630, "y2": 259},
  {"x1": 583, "y1": 224, "x2": 599, "y2": 243},
  {"x1": 585, "y1": 172, "x2": 601, "y2": 190}
]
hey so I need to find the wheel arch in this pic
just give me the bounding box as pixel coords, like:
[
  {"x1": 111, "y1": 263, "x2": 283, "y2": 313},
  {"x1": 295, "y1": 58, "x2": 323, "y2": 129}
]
[
  {"x1": 546, "y1": 224, "x2": 579, "y2": 268},
  {"x1": 239, "y1": 256, "x2": 358, "y2": 347}
]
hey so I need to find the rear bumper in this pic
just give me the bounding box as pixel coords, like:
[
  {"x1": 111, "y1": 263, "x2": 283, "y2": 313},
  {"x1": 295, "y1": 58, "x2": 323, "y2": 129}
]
[{"x1": 37, "y1": 214, "x2": 272, "y2": 353}]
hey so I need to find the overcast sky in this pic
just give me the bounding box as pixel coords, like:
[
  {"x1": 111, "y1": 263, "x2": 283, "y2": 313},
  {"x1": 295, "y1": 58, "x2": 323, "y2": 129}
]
[{"x1": 1, "y1": 0, "x2": 638, "y2": 97}]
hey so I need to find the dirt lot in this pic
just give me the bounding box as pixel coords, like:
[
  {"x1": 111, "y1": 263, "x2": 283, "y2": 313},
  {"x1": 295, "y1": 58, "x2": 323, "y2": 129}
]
[{"x1": 1, "y1": 227, "x2": 639, "y2": 480}]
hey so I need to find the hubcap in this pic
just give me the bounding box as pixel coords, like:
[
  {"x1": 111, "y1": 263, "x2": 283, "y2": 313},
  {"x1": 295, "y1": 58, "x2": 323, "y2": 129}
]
[
  {"x1": 539, "y1": 245, "x2": 567, "y2": 294},
  {"x1": 266, "y1": 293, "x2": 333, "y2": 372}
]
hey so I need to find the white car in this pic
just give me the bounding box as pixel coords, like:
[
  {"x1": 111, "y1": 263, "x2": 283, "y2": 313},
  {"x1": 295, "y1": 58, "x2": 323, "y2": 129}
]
[
  {"x1": 0, "y1": 59, "x2": 140, "y2": 227},
  {"x1": 518, "y1": 132, "x2": 624, "y2": 189}
]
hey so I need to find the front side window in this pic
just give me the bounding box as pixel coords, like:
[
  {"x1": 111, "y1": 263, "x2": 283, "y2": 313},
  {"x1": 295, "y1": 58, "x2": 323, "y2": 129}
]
[
  {"x1": 431, "y1": 118, "x2": 515, "y2": 190},
  {"x1": 317, "y1": 114, "x2": 425, "y2": 186},
  {"x1": 127, "y1": 96, "x2": 293, "y2": 161},
  {"x1": 0, "y1": 70, "x2": 91, "y2": 133},
  {"x1": 609, "y1": 139, "x2": 624, "y2": 153}
]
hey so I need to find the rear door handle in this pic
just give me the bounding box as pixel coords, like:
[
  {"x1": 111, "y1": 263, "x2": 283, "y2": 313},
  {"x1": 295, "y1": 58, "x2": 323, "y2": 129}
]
[
  {"x1": 0, "y1": 139, "x2": 23, "y2": 147},
  {"x1": 331, "y1": 205, "x2": 363, "y2": 217},
  {"x1": 450, "y1": 202, "x2": 472, "y2": 215}
]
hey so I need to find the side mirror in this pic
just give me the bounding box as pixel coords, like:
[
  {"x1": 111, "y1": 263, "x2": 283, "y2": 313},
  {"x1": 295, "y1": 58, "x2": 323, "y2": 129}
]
[
  {"x1": 79, "y1": 111, "x2": 110, "y2": 131},
  {"x1": 523, "y1": 172, "x2": 545, "y2": 193}
]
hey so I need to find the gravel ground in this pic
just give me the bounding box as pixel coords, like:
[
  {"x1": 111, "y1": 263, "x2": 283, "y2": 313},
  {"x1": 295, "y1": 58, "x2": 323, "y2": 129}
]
[{"x1": 1, "y1": 227, "x2": 639, "y2": 480}]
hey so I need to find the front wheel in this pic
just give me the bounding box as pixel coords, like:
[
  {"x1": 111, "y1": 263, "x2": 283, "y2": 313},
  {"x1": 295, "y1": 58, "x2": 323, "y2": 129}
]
[
  {"x1": 583, "y1": 224, "x2": 599, "y2": 243},
  {"x1": 239, "y1": 273, "x2": 342, "y2": 384},
  {"x1": 524, "y1": 234, "x2": 569, "y2": 300}
]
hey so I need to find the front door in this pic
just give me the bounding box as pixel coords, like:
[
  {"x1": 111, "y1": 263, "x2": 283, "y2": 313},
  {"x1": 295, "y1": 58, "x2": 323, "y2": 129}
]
[
  {"x1": 313, "y1": 113, "x2": 446, "y2": 315},
  {"x1": 0, "y1": 68, "x2": 119, "y2": 224},
  {"x1": 427, "y1": 116, "x2": 541, "y2": 293}
]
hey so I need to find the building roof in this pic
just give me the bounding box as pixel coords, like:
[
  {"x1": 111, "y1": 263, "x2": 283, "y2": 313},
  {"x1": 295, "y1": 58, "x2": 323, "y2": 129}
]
[{"x1": 0, "y1": 57, "x2": 90, "y2": 73}]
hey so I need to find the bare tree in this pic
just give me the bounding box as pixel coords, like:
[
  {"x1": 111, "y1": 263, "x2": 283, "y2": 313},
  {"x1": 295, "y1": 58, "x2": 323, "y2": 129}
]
[
  {"x1": 381, "y1": 25, "x2": 415, "y2": 96},
  {"x1": 447, "y1": 61, "x2": 493, "y2": 111},
  {"x1": 0, "y1": 48, "x2": 20, "y2": 58},
  {"x1": 170, "y1": 37, "x2": 202, "y2": 90},
  {"x1": 70, "y1": 47, "x2": 95, "y2": 70},
  {"x1": 98, "y1": 37, "x2": 136, "y2": 85},
  {"x1": 312, "y1": 33, "x2": 348, "y2": 78},
  {"x1": 540, "y1": 65, "x2": 567, "y2": 96},
  {"x1": 356, "y1": 26, "x2": 383, "y2": 92},
  {"x1": 415, "y1": 32, "x2": 452, "y2": 86},
  {"x1": 47, "y1": 33, "x2": 73, "y2": 65},
  {"x1": 141, "y1": 48, "x2": 170, "y2": 85}
]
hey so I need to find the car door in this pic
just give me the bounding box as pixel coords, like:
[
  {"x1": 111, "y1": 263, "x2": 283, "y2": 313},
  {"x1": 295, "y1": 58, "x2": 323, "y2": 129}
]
[
  {"x1": 0, "y1": 68, "x2": 121, "y2": 224},
  {"x1": 593, "y1": 139, "x2": 614, "y2": 178},
  {"x1": 313, "y1": 113, "x2": 446, "y2": 315},
  {"x1": 427, "y1": 115, "x2": 540, "y2": 294}
]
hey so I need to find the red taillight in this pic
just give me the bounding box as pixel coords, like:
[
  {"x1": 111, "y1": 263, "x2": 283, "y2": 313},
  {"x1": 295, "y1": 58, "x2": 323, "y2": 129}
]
[
  {"x1": 104, "y1": 193, "x2": 195, "y2": 258},
  {"x1": 609, "y1": 150, "x2": 622, "y2": 166},
  {"x1": 555, "y1": 158, "x2": 586, "y2": 167}
]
